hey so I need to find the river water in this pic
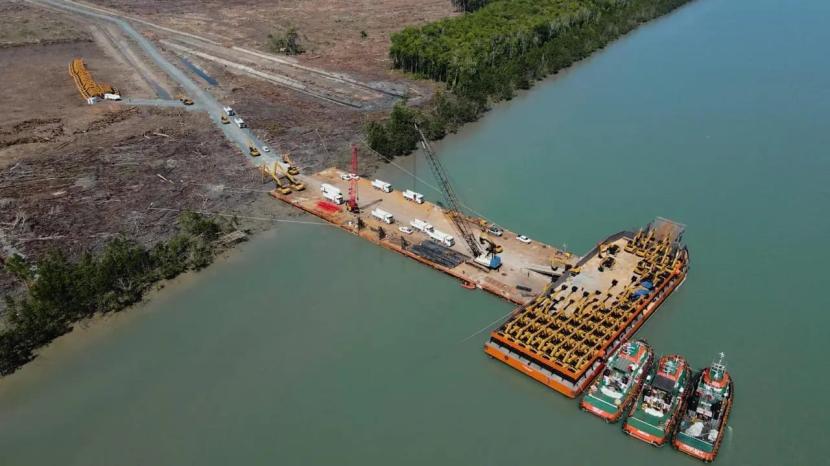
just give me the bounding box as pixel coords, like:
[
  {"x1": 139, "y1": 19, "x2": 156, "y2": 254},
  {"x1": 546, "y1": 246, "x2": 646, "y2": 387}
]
[{"x1": 1, "y1": 0, "x2": 828, "y2": 464}]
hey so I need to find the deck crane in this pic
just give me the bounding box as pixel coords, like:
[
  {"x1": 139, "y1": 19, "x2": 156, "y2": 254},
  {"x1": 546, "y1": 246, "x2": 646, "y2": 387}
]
[
  {"x1": 346, "y1": 144, "x2": 359, "y2": 213},
  {"x1": 414, "y1": 124, "x2": 501, "y2": 270}
]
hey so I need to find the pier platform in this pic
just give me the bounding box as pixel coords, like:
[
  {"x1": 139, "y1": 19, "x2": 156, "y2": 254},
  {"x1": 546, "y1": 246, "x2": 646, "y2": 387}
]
[{"x1": 271, "y1": 168, "x2": 577, "y2": 305}]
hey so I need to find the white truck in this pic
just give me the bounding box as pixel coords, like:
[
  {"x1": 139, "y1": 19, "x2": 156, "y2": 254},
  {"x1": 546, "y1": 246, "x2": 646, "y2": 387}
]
[
  {"x1": 233, "y1": 117, "x2": 246, "y2": 128},
  {"x1": 371, "y1": 208, "x2": 394, "y2": 224},
  {"x1": 103, "y1": 93, "x2": 121, "y2": 101},
  {"x1": 409, "y1": 219, "x2": 434, "y2": 234},
  {"x1": 428, "y1": 229, "x2": 455, "y2": 247},
  {"x1": 320, "y1": 183, "x2": 344, "y2": 204},
  {"x1": 223, "y1": 106, "x2": 236, "y2": 116},
  {"x1": 371, "y1": 179, "x2": 393, "y2": 193},
  {"x1": 402, "y1": 189, "x2": 424, "y2": 204}
]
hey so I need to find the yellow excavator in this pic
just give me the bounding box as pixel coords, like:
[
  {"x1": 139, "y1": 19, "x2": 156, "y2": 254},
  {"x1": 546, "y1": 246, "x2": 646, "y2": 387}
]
[
  {"x1": 479, "y1": 233, "x2": 504, "y2": 254},
  {"x1": 260, "y1": 162, "x2": 291, "y2": 195},
  {"x1": 248, "y1": 141, "x2": 261, "y2": 157},
  {"x1": 281, "y1": 153, "x2": 300, "y2": 176},
  {"x1": 178, "y1": 95, "x2": 194, "y2": 105},
  {"x1": 275, "y1": 162, "x2": 305, "y2": 191}
]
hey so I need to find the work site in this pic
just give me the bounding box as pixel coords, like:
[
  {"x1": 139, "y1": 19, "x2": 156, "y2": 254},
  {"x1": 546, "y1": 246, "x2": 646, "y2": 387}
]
[{"x1": 0, "y1": 0, "x2": 452, "y2": 301}]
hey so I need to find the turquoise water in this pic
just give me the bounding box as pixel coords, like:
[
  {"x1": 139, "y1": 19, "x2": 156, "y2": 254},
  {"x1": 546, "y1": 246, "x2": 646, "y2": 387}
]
[{"x1": 1, "y1": 0, "x2": 829, "y2": 464}]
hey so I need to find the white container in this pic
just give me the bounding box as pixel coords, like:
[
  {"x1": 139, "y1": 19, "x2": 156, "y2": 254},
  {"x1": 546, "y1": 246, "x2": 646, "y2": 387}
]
[
  {"x1": 371, "y1": 208, "x2": 394, "y2": 224},
  {"x1": 403, "y1": 189, "x2": 424, "y2": 204},
  {"x1": 223, "y1": 106, "x2": 235, "y2": 116},
  {"x1": 371, "y1": 179, "x2": 393, "y2": 193},
  {"x1": 103, "y1": 93, "x2": 121, "y2": 101},
  {"x1": 410, "y1": 219, "x2": 434, "y2": 233},
  {"x1": 233, "y1": 117, "x2": 246, "y2": 128},
  {"x1": 428, "y1": 229, "x2": 455, "y2": 247}
]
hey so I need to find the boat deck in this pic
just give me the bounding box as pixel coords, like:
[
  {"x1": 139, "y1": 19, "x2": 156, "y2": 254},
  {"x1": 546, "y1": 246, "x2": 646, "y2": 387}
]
[{"x1": 271, "y1": 168, "x2": 577, "y2": 305}]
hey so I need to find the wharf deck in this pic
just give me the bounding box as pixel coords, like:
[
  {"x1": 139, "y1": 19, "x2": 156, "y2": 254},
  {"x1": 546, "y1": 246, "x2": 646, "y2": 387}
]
[{"x1": 270, "y1": 168, "x2": 577, "y2": 305}]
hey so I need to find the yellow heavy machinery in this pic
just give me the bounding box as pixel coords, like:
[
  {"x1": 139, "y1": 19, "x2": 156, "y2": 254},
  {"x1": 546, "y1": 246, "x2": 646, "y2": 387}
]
[
  {"x1": 479, "y1": 233, "x2": 504, "y2": 254},
  {"x1": 281, "y1": 153, "x2": 300, "y2": 175},
  {"x1": 220, "y1": 115, "x2": 230, "y2": 124},
  {"x1": 260, "y1": 162, "x2": 291, "y2": 195},
  {"x1": 178, "y1": 96, "x2": 194, "y2": 105},
  {"x1": 248, "y1": 142, "x2": 261, "y2": 157},
  {"x1": 68, "y1": 58, "x2": 118, "y2": 100},
  {"x1": 275, "y1": 163, "x2": 305, "y2": 191}
]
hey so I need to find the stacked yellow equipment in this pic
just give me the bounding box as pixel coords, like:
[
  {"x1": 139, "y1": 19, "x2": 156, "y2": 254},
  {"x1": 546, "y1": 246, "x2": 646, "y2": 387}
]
[{"x1": 69, "y1": 58, "x2": 116, "y2": 100}]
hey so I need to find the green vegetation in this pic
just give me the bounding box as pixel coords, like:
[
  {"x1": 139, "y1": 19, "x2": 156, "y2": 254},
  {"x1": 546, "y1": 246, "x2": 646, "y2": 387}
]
[
  {"x1": 0, "y1": 212, "x2": 235, "y2": 375},
  {"x1": 367, "y1": 0, "x2": 692, "y2": 157},
  {"x1": 451, "y1": 0, "x2": 494, "y2": 12},
  {"x1": 268, "y1": 26, "x2": 304, "y2": 55}
]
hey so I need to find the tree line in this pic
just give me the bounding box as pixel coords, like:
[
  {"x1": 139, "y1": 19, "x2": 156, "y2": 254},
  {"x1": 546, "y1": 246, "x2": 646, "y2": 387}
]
[
  {"x1": 0, "y1": 212, "x2": 235, "y2": 375},
  {"x1": 368, "y1": 0, "x2": 693, "y2": 157}
]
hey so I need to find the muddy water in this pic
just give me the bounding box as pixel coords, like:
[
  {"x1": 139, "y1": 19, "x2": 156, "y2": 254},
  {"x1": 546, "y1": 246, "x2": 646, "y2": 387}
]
[{"x1": 2, "y1": 0, "x2": 829, "y2": 464}]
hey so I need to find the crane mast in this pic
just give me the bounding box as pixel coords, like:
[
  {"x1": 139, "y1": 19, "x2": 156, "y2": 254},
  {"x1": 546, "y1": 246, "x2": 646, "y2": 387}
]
[{"x1": 414, "y1": 124, "x2": 482, "y2": 258}]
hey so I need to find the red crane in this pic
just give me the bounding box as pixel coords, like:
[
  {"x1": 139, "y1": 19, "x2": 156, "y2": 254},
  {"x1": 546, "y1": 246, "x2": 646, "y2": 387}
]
[{"x1": 347, "y1": 144, "x2": 359, "y2": 213}]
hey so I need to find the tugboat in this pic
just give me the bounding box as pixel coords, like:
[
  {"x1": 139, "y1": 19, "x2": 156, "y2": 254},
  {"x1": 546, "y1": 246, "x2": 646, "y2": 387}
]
[
  {"x1": 580, "y1": 339, "x2": 654, "y2": 422},
  {"x1": 623, "y1": 354, "x2": 691, "y2": 446},
  {"x1": 673, "y1": 353, "x2": 733, "y2": 462}
]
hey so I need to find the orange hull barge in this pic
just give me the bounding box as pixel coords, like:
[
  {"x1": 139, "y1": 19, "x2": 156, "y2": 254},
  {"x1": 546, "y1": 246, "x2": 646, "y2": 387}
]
[
  {"x1": 484, "y1": 219, "x2": 688, "y2": 398},
  {"x1": 270, "y1": 168, "x2": 577, "y2": 305}
]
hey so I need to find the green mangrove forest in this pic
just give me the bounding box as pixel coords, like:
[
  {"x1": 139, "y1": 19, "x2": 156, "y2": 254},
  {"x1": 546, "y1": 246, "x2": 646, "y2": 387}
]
[
  {"x1": 0, "y1": 212, "x2": 236, "y2": 375},
  {"x1": 367, "y1": 0, "x2": 693, "y2": 157}
]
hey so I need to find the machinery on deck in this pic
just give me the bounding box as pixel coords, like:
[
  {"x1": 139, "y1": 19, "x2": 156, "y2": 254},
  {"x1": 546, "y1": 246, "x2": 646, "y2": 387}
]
[
  {"x1": 282, "y1": 153, "x2": 301, "y2": 175},
  {"x1": 260, "y1": 162, "x2": 291, "y2": 195},
  {"x1": 276, "y1": 162, "x2": 305, "y2": 191},
  {"x1": 414, "y1": 124, "x2": 501, "y2": 270}
]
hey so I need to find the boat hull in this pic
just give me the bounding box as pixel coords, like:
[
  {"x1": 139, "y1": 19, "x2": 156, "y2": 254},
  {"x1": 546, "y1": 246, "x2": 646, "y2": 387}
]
[{"x1": 672, "y1": 381, "x2": 734, "y2": 462}]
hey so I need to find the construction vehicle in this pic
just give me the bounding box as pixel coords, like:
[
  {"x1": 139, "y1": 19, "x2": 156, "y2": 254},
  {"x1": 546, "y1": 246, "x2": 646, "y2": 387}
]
[
  {"x1": 233, "y1": 117, "x2": 246, "y2": 128},
  {"x1": 276, "y1": 163, "x2": 305, "y2": 191},
  {"x1": 371, "y1": 208, "x2": 395, "y2": 224},
  {"x1": 248, "y1": 143, "x2": 260, "y2": 157},
  {"x1": 178, "y1": 96, "x2": 194, "y2": 105},
  {"x1": 403, "y1": 189, "x2": 424, "y2": 204},
  {"x1": 371, "y1": 179, "x2": 393, "y2": 193},
  {"x1": 479, "y1": 233, "x2": 504, "y2": 254},
  {"x1": 260, "y1": 162, "x2": 291, "y2": 195},
  {"x1": 223, "y1": 106, "x2": 235, "y2": 116},
  {"x1": 281, "y1": 153, "x2": 300, "y2": 175},
  {"x1": 220, "y1": 115, "x2": 230, "y2": 124},
  {"x1": 415, "y1": 124, "x2": 501, "y2": 270},
  {"x1": 321, "y1": 183, "x2": 344, "y2": 204}
]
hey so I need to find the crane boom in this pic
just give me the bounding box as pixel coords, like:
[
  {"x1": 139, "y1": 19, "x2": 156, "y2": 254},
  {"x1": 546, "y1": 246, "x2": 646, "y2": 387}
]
[{"x1": 414, "y1": 124, "x2": 481, "y2": 258}]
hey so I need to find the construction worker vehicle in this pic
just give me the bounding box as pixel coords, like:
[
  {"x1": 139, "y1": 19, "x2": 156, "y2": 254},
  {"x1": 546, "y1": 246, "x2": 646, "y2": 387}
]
[
  {"x1": 178, "y1": 96, "x2": 194, "y2": 105},
  {"x1": 220, "y1": 115, "x2": 230, "y2": 124},
  {"x1": 260, "y1": 162, "x2": 291, "y2": 195},
  {"x1": 276, "y1": 163, "x2": 305, "y2": 191},
  {"x1": 249, "y1": 145, "x2": 261, "y2": 157},
  {"x1": 282, "y1": 153, "x2": 301, "y2": 175}
]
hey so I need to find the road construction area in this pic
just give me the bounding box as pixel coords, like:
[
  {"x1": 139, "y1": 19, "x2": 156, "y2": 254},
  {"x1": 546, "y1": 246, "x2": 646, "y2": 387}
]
[{"x1": 272, "y1": 168, "x2": 578, "y2": 305}]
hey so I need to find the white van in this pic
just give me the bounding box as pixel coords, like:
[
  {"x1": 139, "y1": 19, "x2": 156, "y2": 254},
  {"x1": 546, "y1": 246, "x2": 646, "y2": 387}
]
[
  {"x1": 403, "y1": 189, "x2": 424, "y2": 204},
  {"x1": 410, "y1": 219, "x2": 434, "y2": 233},
  {"x1": 371, "y1": 208, "x2": 394, "y2": 224},
  {"x1": 371, "y1": 179, "x2": 393, "y2": 193},
  {"x1": 320, "y1": 183, "x2": 344, "y2": 204}
]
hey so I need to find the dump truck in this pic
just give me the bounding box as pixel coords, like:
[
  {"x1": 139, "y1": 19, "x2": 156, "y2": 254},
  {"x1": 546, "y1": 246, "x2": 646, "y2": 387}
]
[
  {"x1": 371, "y1": 208, "x2": 395, "y2": 224},
  {"x1": 371, "y1": 179, "x2": 393, "y2": 193},
  {"x1": 320, "y1": 183, "x2": 344, "y2": 204},
  {"x1": 403, "y1": 189, "x2": 424, "y2": 204},
  {"x1": 428, "y1": 229, "x2": 455, "y2": 247}
]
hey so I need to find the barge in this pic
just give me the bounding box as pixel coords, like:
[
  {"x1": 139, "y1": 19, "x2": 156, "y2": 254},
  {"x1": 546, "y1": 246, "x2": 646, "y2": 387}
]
[{"x1": 484, "y1": 219, "x2": 688, "y2": 398}]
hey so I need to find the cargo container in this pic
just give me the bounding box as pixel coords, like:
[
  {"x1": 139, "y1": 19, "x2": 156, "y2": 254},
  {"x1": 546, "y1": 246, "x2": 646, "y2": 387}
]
[
  {"x1": 428, "y1": 229, "x2": 455, "y2": 247},
  {"x1": 410, "y1": 219, "x2": 434, "y2": 233},
  {"x1": 320, "y1": 183, "x2": 344, "y2": 204}
]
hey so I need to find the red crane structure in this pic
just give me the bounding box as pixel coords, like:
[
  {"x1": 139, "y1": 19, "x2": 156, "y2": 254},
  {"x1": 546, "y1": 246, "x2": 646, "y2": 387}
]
[{"x1": 347, "y1": 144, "x2": 359, "y2": 213}]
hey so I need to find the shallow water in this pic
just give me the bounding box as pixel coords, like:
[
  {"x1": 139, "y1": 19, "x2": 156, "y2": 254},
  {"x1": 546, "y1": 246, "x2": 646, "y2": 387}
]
[{"x1": 1, "y1": 0, "x2": 829, "y2": 464}]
